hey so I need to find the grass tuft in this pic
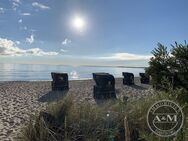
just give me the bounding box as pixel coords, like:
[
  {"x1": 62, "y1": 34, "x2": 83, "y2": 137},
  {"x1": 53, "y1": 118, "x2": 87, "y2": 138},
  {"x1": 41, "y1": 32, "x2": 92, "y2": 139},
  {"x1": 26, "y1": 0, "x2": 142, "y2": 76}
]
[{"x1": 18, "y1": 91, "x2": 188, "y2": 141}]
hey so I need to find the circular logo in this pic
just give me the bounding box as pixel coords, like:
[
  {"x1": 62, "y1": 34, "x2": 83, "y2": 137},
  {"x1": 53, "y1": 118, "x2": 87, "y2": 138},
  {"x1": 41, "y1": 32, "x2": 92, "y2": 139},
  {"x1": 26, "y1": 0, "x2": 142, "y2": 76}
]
[{"x1": 147, "y1": 100, "x2": 184, "y2": 137}]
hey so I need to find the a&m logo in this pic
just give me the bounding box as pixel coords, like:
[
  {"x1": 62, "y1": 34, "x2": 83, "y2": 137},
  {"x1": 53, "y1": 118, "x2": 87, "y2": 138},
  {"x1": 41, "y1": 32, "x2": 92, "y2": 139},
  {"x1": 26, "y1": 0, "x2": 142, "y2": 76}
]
[{"x1": 147, "y1": 100, "x2": 184, "y2": 137}]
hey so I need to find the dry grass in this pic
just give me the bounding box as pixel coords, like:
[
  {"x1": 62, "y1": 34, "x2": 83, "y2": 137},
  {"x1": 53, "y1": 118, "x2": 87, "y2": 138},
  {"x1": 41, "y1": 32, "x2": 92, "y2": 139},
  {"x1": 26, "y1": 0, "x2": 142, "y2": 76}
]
[{"x1": 18, "y1": 91, "x2": 188, "y2": 141}]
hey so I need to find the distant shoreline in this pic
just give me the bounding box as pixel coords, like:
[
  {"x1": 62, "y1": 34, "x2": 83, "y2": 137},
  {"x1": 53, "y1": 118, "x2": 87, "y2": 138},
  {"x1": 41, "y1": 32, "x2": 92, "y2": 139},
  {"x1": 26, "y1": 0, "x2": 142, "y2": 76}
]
[
  {"x1": 81, "y1": 65, "x2": 147, "y2": 68},
  {"x1": 0, "y1": 62, "x2": 147, "y2": 68}
]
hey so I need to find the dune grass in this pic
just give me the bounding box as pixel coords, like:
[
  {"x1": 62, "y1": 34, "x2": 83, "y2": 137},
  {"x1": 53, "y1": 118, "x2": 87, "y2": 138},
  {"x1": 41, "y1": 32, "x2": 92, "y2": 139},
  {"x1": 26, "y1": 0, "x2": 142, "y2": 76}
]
[{"x1": 18, "y1": 91, "x2": 188, "y2": 141}]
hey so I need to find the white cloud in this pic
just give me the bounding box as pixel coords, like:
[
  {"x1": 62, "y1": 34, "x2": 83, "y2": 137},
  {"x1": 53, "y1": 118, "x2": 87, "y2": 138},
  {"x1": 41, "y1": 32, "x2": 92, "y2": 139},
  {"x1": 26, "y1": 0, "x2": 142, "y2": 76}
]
[
  {"x1": 12, "y1": 1, "x2": 20, "y2": 11},
  {"x1": 18, "y1": 19, "x2": 22, "y2": 23},
  {"x1": 60, "y1": 49, "x2": 68, "y2": 53},
  {"x1": 23, "y1": 26, "x2": 27, "y2": 30},
  {"x1": 0, "y1": 8, "x2": 4, "y2": 14},
  {"x1": 30, "y1": 29, "x2": 37, "y2": 32},
  {"x1": 26, "y1": 48, "x2": 58, "y2": 56},
  {"x1": 12, "y1": 0, "x2": 21, "y2": 4},
  {"x1": 62, "y1": 38, "x2": 71, "y2": 45},
  {"x1": 99, "y1": 53, "x2": 151, "y2": 61},
  {"x1": 32, "y1": 2, "x2": 50, "y2": 10},
  {"x1": 11, "y1": 0, "x2": 21, "y2": 11},
  {"x1": 26, "y1": 34, "x2": 34, "y2": 44},
  {"x1": 15, "y1": 41, "x2": 20, "y2": 45},
  {"x1": 0, "y1": 37, "x2": 58, "y2": 56},
  {"x1": 19, "y1": 26, "x2": 27, "y2": 30},
  {"x1": 20, "y1": 13, "x2": 31, "y2": 16}
]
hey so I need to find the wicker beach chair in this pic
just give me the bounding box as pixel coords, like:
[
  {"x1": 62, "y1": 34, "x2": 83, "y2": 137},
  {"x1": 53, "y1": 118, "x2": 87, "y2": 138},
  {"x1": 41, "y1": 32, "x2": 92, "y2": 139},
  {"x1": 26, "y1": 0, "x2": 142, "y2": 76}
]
[
  {"x1": 51, "y1": 72, "x2": 69, "y2": 91},
  {"x1": 139, "y1": 73, "x2": 149, "y2": 84},
  {"x1": 93, "y1": 73, "x2": 116, "y2": 99},
  {"x1": 122, "y1": 72, "x2": 134, "y2": 85}
]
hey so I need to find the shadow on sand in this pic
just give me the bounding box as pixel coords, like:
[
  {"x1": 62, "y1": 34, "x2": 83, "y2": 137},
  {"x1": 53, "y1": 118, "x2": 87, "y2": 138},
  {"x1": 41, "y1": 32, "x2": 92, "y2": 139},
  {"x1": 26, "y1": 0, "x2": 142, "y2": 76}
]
[
  {"x1": 129, "y1": 84, "x2": 147, "y2": 90},
  {"x1": 94, "y1": 88, "x2": 123, "y2": 105},
  {"x1": 95, "y1": 98, "x2": 117, "y2": 105},
  {"x1": 38, "y1": 90, "x2": 68, "y2": 103}
]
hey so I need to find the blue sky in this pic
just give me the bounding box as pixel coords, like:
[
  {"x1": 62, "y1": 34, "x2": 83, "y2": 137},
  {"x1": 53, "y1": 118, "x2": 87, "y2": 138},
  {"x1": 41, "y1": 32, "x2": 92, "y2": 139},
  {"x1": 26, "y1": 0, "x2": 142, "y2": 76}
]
[{"x1": 0, "y1": 0, "x2": 187, "y2": 66}]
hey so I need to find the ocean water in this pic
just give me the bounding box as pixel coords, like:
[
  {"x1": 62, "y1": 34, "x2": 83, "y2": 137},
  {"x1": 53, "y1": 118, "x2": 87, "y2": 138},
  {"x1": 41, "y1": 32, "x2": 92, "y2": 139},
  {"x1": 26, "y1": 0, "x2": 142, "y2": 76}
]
[{"x1": 0, "y1": 63, "x2": 145, "y2": 81}]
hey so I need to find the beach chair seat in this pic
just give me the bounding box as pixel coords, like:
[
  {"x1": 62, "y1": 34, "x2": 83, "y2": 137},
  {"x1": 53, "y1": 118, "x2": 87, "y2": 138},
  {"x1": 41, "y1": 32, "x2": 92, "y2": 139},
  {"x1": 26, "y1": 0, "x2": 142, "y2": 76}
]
[
  {"x1": 122, "y1": 72, "x2": 134, "y2": 85},
  {"x1": 51, "y1": 72, "x2": 69, "y2": 91},
  {"x1": 93, "y1": 73, "x2": 116, "y2": 99},
  {"x1": 51, "y1": 81, "x2": 69, "y2": 91},
  {"x1": 93, "y1": 85, "x2": 116, "y2": 99},
  {"x1": 139, "y1": 73, "x2": 149, "y2": 84}
]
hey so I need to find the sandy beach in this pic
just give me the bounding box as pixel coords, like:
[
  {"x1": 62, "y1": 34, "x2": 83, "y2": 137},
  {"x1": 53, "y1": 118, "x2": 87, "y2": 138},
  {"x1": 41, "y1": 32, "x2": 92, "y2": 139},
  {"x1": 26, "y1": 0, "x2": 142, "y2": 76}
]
[{"x1": 0, "y1": 78, "x2": 153, "y2": 141}]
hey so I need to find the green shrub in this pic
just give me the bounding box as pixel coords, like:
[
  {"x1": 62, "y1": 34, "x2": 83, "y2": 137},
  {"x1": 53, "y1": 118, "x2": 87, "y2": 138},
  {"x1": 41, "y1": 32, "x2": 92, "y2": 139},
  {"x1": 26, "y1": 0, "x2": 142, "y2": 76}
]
[
  {"x1": 171, "y1": 42, "x2": 188, "y2": 90},
  {"x1": 146, "y1": 41, "x2": 188, "y2": 92},
  {"x1": 145, "y1": 43, "x2": 171, "y2": 90}
]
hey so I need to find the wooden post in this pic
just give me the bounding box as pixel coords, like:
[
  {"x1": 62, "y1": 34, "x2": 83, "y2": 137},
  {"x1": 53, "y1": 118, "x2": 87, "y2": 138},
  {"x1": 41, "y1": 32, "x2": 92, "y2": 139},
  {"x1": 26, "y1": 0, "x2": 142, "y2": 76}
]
[{"x1": 124, "y1": 116, "x2": 130, "y2": 141}]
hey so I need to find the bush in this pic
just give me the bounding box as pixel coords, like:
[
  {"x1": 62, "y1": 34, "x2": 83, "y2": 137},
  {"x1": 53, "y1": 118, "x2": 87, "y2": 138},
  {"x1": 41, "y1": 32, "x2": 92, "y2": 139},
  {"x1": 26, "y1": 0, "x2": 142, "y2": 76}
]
[
  {"x1": 146, "y1": 41, "x2": 188, "y2": 91},
  {"x1": 145, "y1": 43, "x2": 171, "y2": 90},
  {"x1": 171, "y1": 42, "x2": 188, "y2": 90}
]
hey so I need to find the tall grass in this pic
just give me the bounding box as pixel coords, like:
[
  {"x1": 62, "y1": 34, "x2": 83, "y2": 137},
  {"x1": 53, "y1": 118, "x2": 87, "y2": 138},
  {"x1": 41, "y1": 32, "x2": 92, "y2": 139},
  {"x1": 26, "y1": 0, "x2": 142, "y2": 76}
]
[{"x1": 18, "y1": 91, "x2": 188, "y2": 141}]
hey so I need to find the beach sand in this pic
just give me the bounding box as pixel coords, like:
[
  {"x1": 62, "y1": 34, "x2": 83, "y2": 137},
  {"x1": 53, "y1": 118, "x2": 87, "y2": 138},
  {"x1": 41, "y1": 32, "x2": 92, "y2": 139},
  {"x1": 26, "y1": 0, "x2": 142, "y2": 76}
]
[{"x1": 0, "y1": 78, "x2": 153, "y2": 141}]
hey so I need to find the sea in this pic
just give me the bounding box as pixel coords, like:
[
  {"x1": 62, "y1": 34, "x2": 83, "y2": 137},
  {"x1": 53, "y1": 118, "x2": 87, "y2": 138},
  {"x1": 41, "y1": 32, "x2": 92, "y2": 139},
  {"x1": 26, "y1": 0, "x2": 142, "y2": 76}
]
[{"x1": 0, "y1": 63, "x2": 146, "y2": 81}]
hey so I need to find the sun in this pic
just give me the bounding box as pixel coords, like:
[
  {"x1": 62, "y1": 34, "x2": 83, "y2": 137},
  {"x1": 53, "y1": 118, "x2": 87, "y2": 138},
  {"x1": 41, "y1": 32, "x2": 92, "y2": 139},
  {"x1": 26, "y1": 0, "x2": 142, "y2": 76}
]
[{"x1": 72, "y1": 16, "x2": 86, "y2": 32}]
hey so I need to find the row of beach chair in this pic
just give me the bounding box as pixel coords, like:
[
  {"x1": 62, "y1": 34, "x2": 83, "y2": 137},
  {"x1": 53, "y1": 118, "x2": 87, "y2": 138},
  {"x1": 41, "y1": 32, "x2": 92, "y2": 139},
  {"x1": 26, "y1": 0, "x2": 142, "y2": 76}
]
[{"x1": 51, "y1": 72, "x2": 150, "y2": 99}]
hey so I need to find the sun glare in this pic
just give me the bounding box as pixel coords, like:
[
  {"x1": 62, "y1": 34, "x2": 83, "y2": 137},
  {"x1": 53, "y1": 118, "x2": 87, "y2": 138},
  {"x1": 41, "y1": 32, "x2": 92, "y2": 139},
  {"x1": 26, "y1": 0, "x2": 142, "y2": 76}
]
[{"x1": 72, "y1": 16, "x2": 86, "y2": 32}]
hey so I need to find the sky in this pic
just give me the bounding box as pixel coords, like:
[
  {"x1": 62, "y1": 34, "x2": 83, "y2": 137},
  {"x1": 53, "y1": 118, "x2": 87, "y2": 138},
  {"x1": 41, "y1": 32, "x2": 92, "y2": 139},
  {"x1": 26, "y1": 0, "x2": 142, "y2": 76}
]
[{"x1": 0, "y1": 0, "x2": 187, "y2": 67}]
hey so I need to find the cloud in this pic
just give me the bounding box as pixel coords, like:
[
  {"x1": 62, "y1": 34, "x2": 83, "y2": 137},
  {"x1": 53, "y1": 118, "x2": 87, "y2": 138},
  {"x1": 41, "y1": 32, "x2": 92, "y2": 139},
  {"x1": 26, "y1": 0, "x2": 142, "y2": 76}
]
[
  {"x1": 20, "y1": 13, "x2": 31, "y2": 16},
  {"x1": 15, "y1": 41, "x2": 20, "y2": 45},
  {"x1": 60, "y1": 49, "x2": 68, "y2": 53},
  {"x1": 12, "y1": 3, "x2": 18, "y2": 11},
  {"x1": 12, "y1": 0, "x2": 21, "y2": 11},
  {"x1": 25, "y1": 48, "x2": 58, "y2": 56},
  {"x1": 0, "y1": 8, "x2": 4, "y2": 14},
  {"x1": 18, "y1": 19, "x2": 22, "y2": 23},
  {"x1": 19, "y1": 26, "x2": 27, "y2": 30},
  {"x1": 32, "y1": 2, "x2": 50, "y2": 10},
  {"x1": 99, "y1": 53, "x2": 151, "y2": 61},
  {"x1": 23, "y1": 26, "x2": 27, "y2": 30},
  {"x1": 26, "y1": 34, "x2": 34, "y2": 44},
  {"x1": 0, "y1": 37, "x2": 58, "y2": 56},
  {"x1": 62, "y1": 38, "x2": 71, "y2": 45},
  {"x1": 12, "y1": 0, "x2": 21, "y2": 4}
]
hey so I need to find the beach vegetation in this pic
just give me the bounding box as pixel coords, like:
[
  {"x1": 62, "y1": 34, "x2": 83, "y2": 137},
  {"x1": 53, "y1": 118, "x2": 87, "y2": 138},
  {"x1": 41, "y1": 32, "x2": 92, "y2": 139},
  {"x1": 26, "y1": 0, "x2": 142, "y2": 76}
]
[
  {"x1": 146, "y1": 41, "x2": 188, "y2": 91},
  {"x1": 146, "y1": 41, "x2": 188, "y2": 104},
  {"x1": 18, "y1": 91, "x2": 188, "y2": 141}
]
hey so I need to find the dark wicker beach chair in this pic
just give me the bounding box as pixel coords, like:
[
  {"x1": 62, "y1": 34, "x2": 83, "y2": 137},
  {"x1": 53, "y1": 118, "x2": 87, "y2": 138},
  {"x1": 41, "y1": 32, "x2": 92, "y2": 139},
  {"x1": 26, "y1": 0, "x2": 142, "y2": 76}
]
[
  {"x1": 122, "y1": 72, "x2": 134, "y2": 85},
  {"x1": 93, "y1": 73, "x2": 116, "y2": 99},
  {"x1": 51, "y1": 72, "x2": 69, "y2": 91},
  {"x1": 139, "y1": 73, "x2": 149, "y2": 84}
]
